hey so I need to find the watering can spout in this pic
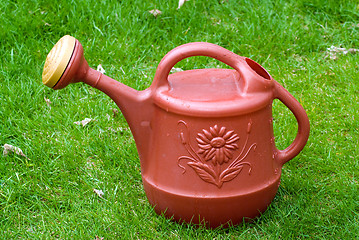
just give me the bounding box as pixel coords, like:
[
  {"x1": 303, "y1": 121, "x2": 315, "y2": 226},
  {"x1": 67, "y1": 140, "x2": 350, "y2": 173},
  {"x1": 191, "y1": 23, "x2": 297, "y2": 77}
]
[{"x1": 42, "y1": 35, "x2": 154, "y2": 162}]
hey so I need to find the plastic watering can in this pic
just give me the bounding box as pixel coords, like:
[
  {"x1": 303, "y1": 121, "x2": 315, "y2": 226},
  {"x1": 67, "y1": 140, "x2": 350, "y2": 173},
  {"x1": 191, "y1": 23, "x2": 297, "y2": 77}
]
[{"x1": 42, "y1": 35, "x2": 310, "y2": 228}]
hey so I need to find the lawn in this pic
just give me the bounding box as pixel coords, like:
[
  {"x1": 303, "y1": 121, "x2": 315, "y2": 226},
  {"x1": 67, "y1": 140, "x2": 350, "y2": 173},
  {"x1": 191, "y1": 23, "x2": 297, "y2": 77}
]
[{"x1": 0, "y1": 0, "x2": 358, "y2": 238}]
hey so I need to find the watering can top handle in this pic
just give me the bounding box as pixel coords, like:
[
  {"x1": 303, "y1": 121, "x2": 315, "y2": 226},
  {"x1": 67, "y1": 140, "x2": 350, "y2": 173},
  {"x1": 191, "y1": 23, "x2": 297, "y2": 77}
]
[{"x1": 152, "y1": 42, "x2": 249, "y2": 89}]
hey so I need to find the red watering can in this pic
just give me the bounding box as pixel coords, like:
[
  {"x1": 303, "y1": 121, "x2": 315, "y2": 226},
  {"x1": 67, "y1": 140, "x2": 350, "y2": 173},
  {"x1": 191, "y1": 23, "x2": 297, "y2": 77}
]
[{"x1": 42, "y1": 35, "x2": 310, "y2": 228}]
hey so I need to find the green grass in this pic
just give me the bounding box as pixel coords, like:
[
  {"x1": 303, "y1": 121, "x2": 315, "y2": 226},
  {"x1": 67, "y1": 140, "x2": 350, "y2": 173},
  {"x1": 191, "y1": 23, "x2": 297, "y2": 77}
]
[{"x1": 1, "y1": 0, "x2": 358, "y2": 238}]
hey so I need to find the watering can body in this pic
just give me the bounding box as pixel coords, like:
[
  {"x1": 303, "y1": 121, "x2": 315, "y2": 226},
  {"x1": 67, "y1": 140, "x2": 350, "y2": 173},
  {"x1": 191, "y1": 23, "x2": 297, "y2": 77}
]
[{"x1": 42, "y1": 36, "x2": 310, "y2": 228}]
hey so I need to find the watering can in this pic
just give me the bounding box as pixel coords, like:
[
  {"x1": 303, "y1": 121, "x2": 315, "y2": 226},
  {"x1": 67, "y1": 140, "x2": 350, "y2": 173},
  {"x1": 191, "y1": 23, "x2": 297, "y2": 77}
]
[{"x1": 42, "y1": 35, "x2": 310, "y2": 228}]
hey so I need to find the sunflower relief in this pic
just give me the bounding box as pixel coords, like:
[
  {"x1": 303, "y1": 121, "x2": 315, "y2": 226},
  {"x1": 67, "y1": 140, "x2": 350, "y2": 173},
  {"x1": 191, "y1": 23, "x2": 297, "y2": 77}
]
[{"x1": 178, "y1": 120, "x2": 256, "y2": 188}]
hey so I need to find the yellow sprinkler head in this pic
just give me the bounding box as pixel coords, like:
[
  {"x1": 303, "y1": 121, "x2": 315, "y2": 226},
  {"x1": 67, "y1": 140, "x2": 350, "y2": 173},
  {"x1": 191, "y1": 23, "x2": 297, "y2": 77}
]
[{"x1": 42, "y1": 35, "x2": 76, "y2": 88}]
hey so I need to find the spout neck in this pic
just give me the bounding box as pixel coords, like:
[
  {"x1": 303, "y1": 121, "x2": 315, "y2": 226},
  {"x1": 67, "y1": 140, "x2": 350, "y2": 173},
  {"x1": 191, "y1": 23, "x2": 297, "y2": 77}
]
[
  {"x1": 83, "y1": 67, "x2": 149, "y2": 106},
  {"x1": 82, "y1": 68, "x2": 154, "y2": 165}
]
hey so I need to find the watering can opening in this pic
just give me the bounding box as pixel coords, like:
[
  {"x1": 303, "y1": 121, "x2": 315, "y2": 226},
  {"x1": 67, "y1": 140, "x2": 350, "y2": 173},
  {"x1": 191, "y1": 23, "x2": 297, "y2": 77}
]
[{"x1": 245, "y1": 58, "x2": 271, "y2": 80}]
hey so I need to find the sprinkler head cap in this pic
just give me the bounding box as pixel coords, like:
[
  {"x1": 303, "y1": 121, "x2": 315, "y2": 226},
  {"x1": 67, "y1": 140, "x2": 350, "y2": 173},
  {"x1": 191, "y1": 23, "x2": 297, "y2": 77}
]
[{"x1": 42, "y1": 35, "x2": 76, "y2": 88}]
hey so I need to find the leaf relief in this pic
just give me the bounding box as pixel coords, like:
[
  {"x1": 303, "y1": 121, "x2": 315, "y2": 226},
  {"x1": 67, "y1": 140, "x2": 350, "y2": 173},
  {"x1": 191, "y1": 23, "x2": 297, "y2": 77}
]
[
  {"x1": 219, "y1": 166, "x2": 243, "y2": 183},
  {"x1": 187, "y1": 162, "x2": 217, "y2": 186}
]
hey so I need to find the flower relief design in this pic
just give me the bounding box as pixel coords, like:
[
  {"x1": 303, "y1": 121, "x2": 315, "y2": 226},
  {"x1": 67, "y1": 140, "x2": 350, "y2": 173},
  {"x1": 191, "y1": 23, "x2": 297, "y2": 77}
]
[
  {"x1": 197, "y1": 125, "x2": 240, "y2": 166},
  {"x1": 178, "y1": 120, "x2": 256, "y2": 188}
]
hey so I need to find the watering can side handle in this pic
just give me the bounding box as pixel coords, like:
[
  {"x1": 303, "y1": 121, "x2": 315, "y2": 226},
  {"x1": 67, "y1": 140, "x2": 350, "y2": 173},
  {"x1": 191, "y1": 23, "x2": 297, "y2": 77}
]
[
  {"x1": 273, "y1": 81, "x2": 310, "y2": 166},
  {"x1": 152, "y1": 42, "x2": 243, "y2": 89}
]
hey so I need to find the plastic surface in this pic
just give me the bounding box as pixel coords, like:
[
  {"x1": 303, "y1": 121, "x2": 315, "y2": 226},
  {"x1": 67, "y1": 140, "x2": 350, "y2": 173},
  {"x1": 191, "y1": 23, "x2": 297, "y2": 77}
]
[
  {"x1": 42, "y1": 36, "x2": 310, "y2": 228},
  {"x1": 42, "y1": 35, "x2": 76, "y2": 88}
]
